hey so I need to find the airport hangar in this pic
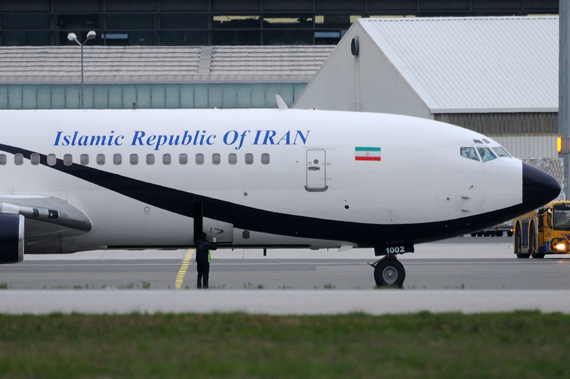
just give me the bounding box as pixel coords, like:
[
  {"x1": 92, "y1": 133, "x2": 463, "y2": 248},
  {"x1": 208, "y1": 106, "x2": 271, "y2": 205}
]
[{"x1": 293, "y1": 16, "x2": 563, "y2": 188}]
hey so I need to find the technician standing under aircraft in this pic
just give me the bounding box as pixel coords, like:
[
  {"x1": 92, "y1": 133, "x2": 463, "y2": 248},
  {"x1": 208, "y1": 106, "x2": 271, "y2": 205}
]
[{"x1": 196, "y1": 233, "x2": 217, "y2": 289}]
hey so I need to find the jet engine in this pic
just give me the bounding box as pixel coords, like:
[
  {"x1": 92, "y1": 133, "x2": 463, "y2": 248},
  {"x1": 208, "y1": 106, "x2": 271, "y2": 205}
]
[{"x1": 0, "y1": 213, "x2": 24, "y2": 263}]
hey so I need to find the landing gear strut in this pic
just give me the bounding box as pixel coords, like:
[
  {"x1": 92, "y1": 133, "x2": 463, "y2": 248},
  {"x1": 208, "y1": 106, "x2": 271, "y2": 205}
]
[{"x1": 369, "y1": 255, "x2": 406, "y2": 288}]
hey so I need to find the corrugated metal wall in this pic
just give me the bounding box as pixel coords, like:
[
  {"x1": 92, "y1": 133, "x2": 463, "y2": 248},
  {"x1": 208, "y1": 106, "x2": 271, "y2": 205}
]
[
  {"x1": 435, "y1": 113, "x2": 557, "y2": 135},
  {"x1": 435, "y1": 112, "x2": 558, "y2": 159},
  {"x1": 492, "y1": 136, "x2": 557, "y2": 159}
]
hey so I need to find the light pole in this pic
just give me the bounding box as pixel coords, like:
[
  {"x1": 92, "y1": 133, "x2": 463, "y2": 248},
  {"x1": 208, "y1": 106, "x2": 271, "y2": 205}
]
[{"x1": 67, "y1": 31, "x2": 96, "y2": 109}]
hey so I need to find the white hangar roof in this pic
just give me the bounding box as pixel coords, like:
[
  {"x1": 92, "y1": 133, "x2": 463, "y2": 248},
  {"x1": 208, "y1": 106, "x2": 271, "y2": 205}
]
[
  {"x1": 359, "y1": 16, "x2": 558, "y2": 113},
  {"x1": 297, "y1": 16, "x2": 558, "y2": 114},
  {"x1": 0, "y1": 45, "x2": 334, "y2": 84}
]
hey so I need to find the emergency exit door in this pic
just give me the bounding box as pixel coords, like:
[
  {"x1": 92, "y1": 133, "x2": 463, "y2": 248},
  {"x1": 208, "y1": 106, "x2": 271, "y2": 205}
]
[{"x1": 305, "y1": 149, "x2": 328, "y2": 192}]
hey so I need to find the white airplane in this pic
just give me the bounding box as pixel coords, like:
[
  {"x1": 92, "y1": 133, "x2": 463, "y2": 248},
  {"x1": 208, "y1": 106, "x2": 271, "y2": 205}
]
[{"x1": 0, "y1": 106, "x2": 560, "y2": 287}]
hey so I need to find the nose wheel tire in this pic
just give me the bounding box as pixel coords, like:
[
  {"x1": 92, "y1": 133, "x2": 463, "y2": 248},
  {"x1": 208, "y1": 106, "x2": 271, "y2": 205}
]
[{"x1": 374, "y1": 258, "x2": 405, "y2": 288}]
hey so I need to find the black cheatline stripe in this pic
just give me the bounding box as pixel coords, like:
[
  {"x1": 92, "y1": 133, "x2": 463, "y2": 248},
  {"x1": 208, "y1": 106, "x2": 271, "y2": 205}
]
[{"x1": 0, "y1": 143, "x2": 529, "y2": 246}]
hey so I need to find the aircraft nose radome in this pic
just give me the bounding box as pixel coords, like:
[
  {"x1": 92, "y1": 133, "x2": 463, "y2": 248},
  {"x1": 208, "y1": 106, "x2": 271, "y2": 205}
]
[{"x1": 522, "y1": 162, "x2": 561, "y2": 209}]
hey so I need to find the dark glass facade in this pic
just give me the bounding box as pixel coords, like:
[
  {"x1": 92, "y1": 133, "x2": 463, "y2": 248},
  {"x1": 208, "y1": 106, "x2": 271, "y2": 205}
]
[{"x1": 0, "y1": 0, "x2": 559, "y2": 46}]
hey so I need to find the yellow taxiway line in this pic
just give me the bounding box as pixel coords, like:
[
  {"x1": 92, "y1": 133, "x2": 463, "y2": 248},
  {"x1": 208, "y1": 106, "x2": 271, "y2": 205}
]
[{"x1": 175, "y1": 249, "x2": 194, "y2": 289}]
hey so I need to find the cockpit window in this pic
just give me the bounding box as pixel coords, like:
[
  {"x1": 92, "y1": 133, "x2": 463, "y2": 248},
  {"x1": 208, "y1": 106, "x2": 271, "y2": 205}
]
[
  {"x1": 492, "y1": 147, "x2": 511, "y2": 158},
  {"x1": 460, "y1": 147, "x2": 480, "y2": 161},
  {"x1": 477, "y1": 147, "x2": 497, "y2": 162}
]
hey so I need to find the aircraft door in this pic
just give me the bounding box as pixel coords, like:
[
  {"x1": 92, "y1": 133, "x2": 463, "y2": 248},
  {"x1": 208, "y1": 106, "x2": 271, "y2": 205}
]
[{"x1": 305, "y1": 149, "x2": 328, "y2": 192}]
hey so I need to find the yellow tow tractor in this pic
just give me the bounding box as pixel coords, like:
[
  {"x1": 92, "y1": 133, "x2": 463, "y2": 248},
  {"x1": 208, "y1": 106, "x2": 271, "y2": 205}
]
[{"x1": 513, "y1": 200, "x2": 570, "y2": 258}]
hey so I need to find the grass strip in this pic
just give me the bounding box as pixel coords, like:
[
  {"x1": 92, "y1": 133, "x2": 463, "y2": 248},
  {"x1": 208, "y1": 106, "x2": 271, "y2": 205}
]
[{"x1": 0, "y1": 311, "x2": 569, "y2": 378}]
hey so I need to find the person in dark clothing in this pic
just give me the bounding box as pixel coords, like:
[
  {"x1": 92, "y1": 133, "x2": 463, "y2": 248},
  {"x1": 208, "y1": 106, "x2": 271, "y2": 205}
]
[{"x1": 196, "y1": 232, "x2": 217, "y2": 289}]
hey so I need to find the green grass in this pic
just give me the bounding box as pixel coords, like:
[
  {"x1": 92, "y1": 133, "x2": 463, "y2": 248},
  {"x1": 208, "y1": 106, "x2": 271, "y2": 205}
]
[{"x1": 0, "y1": 311, "x2": 569, "y2": 378}]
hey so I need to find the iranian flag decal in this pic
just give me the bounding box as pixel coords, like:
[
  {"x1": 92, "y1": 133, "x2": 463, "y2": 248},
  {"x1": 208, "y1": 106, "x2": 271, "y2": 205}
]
[{"x1": 355, "y1": 147, "x2": 381, "y2": 161}]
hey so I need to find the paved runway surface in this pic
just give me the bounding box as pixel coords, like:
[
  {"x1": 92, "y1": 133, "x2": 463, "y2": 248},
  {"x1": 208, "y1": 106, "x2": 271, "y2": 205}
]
[
  {"x1": 5, "y1": 236, "x2": 570, "y2": 290},
  {"x1": 1, "y1": 236, "x2": 570, "y2": 314}
]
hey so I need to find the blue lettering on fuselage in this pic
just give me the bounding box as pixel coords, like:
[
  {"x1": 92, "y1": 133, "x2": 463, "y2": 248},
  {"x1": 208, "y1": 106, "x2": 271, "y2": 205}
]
[
  {"x1": 54, "y1": 131, "x2": 123, "y2": 146},
  {"x1": 53, "y1": 129, "x2": 310, "y2": 150}
]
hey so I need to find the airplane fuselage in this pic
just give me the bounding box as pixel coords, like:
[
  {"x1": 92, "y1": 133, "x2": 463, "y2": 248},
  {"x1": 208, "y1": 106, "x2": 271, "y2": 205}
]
[{"x1": 0, "y1": 109, "x2": 559, "y2": 264}]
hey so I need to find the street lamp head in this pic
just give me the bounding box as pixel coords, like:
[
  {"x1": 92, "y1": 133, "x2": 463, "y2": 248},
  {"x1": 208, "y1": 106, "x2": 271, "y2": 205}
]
[
  {"x1": 67, "y1": 33, "x2": 78, "y2": 42},
  {"x1": 86, "y1": 31, "x2": 96, "y2": 40}
]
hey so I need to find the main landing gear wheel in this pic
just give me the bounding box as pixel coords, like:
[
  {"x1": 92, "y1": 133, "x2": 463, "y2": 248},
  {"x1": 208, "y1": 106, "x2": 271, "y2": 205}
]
[{"x1": 373, "y1": 258, "x2": 405, "y2": 288}]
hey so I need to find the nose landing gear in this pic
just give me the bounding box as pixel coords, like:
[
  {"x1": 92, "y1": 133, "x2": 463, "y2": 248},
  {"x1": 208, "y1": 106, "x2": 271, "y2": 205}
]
[{"x1": 369, "y1": 255, "x2": 406, "y2": 288}]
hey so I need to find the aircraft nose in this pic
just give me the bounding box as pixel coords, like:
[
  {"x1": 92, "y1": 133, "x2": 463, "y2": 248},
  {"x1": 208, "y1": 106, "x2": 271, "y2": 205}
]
[{"x1": 522, "y1": 162, "x2": 561, "y2": 209}]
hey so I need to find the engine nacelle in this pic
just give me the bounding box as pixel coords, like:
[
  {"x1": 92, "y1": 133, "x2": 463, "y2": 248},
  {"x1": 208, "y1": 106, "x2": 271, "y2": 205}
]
[{"x1": 0, "y1": 214, "x2": 24, "y2": 264}]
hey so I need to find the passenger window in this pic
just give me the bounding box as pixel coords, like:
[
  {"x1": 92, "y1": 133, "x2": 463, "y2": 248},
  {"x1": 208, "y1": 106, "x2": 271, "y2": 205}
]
[
  {"x1": 179, "y1": 154, "x2": 188, "y2": 165},
  {"x1": 460, "y1": 147, "x2": 479, "y2": 161},
  {"x1": 130, "y1": 154, "x2": 138, "y2": 165},
  {"x1": 80, "y1": 154, "x2": 89, "y2": 165},
  {"x1": 212, "y1": 153, "x2": 221, "y2": 165},
  {"x1": 0, "y1": 154, "x2": 6, "y2": 165},
  {"x1": 113, "y1": 154, "x2": 122, "y2": 165},
  {"x1": 97, "y1": 154, "x2": 105, "y2": 165},
  {"x1": 492, "y1": 147, "x2": 511, "y2": 158},
  {"x1": 31, "y1": 153, "x2": 40, "y2": 165},
  {"x1": 63, "y1": 154, "x2": 73, "y2": 166},
  {"x1": 146, "y1": 154, "x2": 155, "y2": 165},
  {"x1": 261, "y1": 153, "x2": 270, "y2": 165},
  {"x1": 245, "y1": 153, "x2": 253, "y2": 165},
  {"x1": 196, "y1": 154, "x2": 204, "y2": 165},
  {"x1": 477, "y1": 147, "x2": 497, "y2": 162},
  {"x1": 229, "y1": 153, "x2": 237, "y2": 165},
  {"x1": 14, "y1": 154, "x2": 23, "y2": 165},
  {"x1": 163, "y1": 154, "x2": 171, "y2": 165},
  {"x1": 47, "y1": 154, "x2": 57, "y2": 166}
]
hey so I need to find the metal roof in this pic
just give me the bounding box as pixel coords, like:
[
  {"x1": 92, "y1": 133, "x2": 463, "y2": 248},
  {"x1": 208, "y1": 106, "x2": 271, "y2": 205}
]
[
  {"x1": 0, "y1": 45, "x2": 334, "y2": 84},
  {"x1": 358, "y1": 16, "x2": 558, "y2": 113}
]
